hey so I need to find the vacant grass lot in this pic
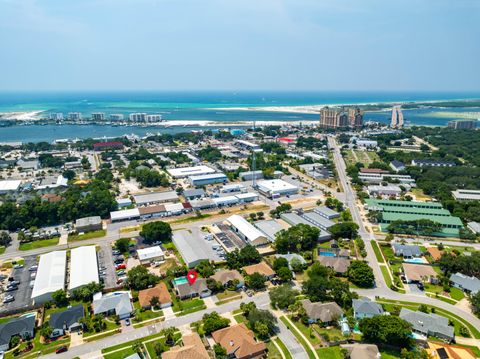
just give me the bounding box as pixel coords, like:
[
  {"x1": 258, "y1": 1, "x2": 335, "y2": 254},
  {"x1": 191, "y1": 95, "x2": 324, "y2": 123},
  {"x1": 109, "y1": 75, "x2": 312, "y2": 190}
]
[
  {"x1": 68, "y1": 229, "x2": 106, "y2": 241},
  {"x1": 19, "y1": 237, "x2": 59, "y2": 251}
]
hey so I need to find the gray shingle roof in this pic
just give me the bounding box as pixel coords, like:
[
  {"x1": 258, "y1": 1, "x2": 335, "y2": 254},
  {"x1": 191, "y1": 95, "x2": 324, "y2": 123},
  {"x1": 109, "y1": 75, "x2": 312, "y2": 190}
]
[
  {"x1": 301, "y1": 300, "x2": 343, "y2": 323},
  {"x1": 399, "y1": 308, "x2": 454, "y2": 340},
  {"x1": 0, "y1": 315, "x2": 35, "y2": 347},
  {"x1": 450, "y1": 272, "x2": 480, "y2": 294},
  {"x1": 93, "y1": 292, "x2": 133, "y2": 317},
  {"x1": 175, "y1": 278, "x2": 210, "y2": 298},
  {"x1": 49, "y1": 304, "x2": 85, "y2": 331},
  {"x1": 392, "y1": 243, "x2": 422, "y2": 257},
  {"x1": 352, "y1": 298, "x2": 384, "y2": 316}
]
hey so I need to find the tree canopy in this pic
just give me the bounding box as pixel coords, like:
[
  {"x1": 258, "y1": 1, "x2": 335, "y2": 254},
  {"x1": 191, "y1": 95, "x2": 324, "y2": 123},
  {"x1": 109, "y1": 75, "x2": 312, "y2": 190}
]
[
  {"x1": 359, "y1": 315, "x2": 413, "y2": 348},
  {"x1": 347, "y1": 260, "x2": 375, "y2": 288},
  {"x1": 275, "y1": 224, "x2": 319, "y2": 253},
  {"x1": 140, "y1": 221, "x2": 172, "y2": 244}
]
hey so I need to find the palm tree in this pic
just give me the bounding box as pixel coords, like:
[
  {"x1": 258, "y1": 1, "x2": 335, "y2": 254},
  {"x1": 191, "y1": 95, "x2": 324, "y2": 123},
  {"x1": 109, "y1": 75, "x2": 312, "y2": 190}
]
[{"x1": 161, "y1": 327, "x2": 176, "y2": 346}]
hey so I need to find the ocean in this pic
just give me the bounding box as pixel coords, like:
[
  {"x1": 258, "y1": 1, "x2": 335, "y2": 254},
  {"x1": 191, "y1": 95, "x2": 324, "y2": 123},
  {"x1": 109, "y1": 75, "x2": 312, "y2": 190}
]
[{"x1": 0, "y1": 91, "x2": 479, "y2": 143}]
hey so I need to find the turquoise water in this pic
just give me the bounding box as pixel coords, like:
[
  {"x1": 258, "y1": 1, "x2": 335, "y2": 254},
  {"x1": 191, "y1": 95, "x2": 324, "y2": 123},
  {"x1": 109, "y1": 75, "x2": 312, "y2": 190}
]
[
  {"x1": 318, "y1": 252, "x2": 336, "y2": 257},
  {"x1": 1, "y1": 91, "x2": 479, "y2": 143},
  {"x1": 404, "y1": 258, "x2": 427, "y2": 264},
  {"x1": 172, "y1": 276, "x2": 188, "y2": 286}
]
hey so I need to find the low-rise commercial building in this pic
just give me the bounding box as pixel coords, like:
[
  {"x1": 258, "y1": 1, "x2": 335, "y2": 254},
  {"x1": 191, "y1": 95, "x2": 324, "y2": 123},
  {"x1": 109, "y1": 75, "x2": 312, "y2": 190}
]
[
  {"x1": 0, "y1": 180, "x2": 22, "y2": 194},
  {"x1": 254, "y1": 219, "x2": 285, "y2": 241},
  {"x1": 313, "y1": 206, "x2": 340, "y2": 220},
  {"x1": 172, "y1": 229, "x2": 223, "y2": 268},
  {"x1": 411, "y1": 159, "x2": 456, "y2": 167},
  {"x1": 75, "y1": 216, "x2": 102, "y2": 233},
  {"x1": 110, "y1": 208, "x2": 140, "y2": 222},
  {"x1": 69, "y1": 246, "x2": 99, "y2": 291},
  {"x1": 302, "y1": 212, "x2": 335, "y2": 231},
  {"x1": 167, "y1": 165, "x2": 215, "y2": 178},
  {"x1": 256, "y1": 179, "x2": 298, "y2": 198},
  {"x1": 226, "y1": 215, "x2": 269, "y2": 247},
  {"x1": 133, "y1": 191, "x2": 179, "y2": 206},
  {"x1": 452, "y1": 189, "x2": 480, "y2": 201},
  {"x1": 32, "y1": 250, "x2": 67, "y2": 304},
  {"x1": 189, "y1": 173, "x2": 227, "y2": 186},
  {"x1": 280, "y1": 212, "x2": 331, "y2": 241},
  {"x1": 367, "y1": 185, "x2": 402, "y2": 197},
  {"x1": 137, "y1": 246, "x2": 165, "y2": 264}
]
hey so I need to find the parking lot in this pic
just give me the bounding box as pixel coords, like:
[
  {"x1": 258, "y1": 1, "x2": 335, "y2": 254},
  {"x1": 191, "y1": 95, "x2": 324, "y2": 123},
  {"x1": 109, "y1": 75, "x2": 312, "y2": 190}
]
[
  {"x1": 0, "y1": 256, "x2": 37, "y2": 313},
  {"x1": 98, "y1": 243, "x2": 119, "y2": 289}
]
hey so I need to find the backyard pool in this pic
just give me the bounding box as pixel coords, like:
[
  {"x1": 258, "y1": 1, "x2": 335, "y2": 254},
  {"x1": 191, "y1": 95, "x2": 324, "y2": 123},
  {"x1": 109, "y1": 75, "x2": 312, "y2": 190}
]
[
  {"x1": 172, "y1": 276, "x2": 188, "y2": 286},
  {"x1": 318, "y1": 252, "x2": 336, "y2": 257},
  {"x1": 404, "y1": 257, "x2": 428, "y2": 264}
]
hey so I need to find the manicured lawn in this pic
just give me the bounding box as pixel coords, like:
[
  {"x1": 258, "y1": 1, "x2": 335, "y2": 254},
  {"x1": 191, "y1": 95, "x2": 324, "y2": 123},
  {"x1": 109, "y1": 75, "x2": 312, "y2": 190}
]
[
  {"x1": 380, "y1": 245, "x2": 396, "y2": 261},
  {"x1": 0, "y1": 246, "x2": 5, "y2": 254},
  {"x1": 274, "y1": 338, "x2": 293, "y2": 359},
  {"x1": 233, "y1": 313, "x2": 248, "y2": 324},
  {"x1": 316, "y1": 346, "x2": 343, "y2": 359},
  {"x1": 380, "y1": 347, "x2": 402, "y2": 359},
  {"x1": 168, "y1": 213, "x2": 212, "y2": 224},
  {"x1": 103, "y1": 348, "x2": 137, "y2": 359},
  {"x1": 288, "y1": 315, "x2": 321, "y2": 346},
  {"x1": 449, "y1": 287, "x2": 465, "y2": 301},
  {"x1": 68, "y1": 229, "x2": 106, "y2": 242},
  {"x1": 216, "y1": 290, "x2": 242, "y2": 305},
  {"x1": 371, "y1": 241, "x2": 385, "y2": 263},
  {"x1": 133, "y1": 301, "x2": 164, "y2": 323},
  {"x1": 279, "y1": 317, "x2": 316, "y2": 359},
  {"x1": 172, "y1": 298, "x2": 206, "y2": 315},
  {"x1": 267, "y1": 339, "x2": 283, "y2": 359},
  {"x1": 313, "y1": 325, "x2": 347, "y2": 342},
  {"x1": 380, "y1": 266, "x2": 393, "y2": 287},
  {"x1": 19, "y1": 237, "x2": 59, "y2": 251}
]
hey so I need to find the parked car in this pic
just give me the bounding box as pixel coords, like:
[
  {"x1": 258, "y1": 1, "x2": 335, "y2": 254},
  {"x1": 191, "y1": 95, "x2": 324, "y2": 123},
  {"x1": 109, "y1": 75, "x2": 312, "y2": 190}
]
[
  {"x1": 55, "y1": 346, "x2": 68, "y2": 354},
  {"x1": 13, "y1": 264, "x2": 24, "y2": 269},
  {"x1": 125, "y1": 318, "x2": 130, "y2": 326},
  {"x1": 4, "y1": 285, "x2": 18, "y2": 292},
  {"x1": 116, "y1": 270, "x2": 126, "y2": 276},
  {"x1": 3, "y1": 295, "x2": 14, "y2": 303},
  {"x1": 115, "y1": 264, "x2": 126, "y2": 270},
  {"x1": 29, "y1": 266, "x2": 38, "y2": 272}
]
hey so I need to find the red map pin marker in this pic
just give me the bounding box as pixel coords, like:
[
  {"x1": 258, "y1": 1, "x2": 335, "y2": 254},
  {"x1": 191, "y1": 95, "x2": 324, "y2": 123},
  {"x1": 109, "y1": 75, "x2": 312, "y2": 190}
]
[{"x1": 186, "y1": 270, "x2": 198, "y2": 285}]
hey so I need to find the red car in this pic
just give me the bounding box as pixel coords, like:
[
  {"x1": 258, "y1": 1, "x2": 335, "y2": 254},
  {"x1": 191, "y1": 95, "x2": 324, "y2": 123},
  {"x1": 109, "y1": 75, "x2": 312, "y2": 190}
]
[
  {"x1": 56, "y1": 346, "x2": 68, "y2": 354},
  {"x1": 116, "y1": 264, "x2": 126, "y2": 270}
]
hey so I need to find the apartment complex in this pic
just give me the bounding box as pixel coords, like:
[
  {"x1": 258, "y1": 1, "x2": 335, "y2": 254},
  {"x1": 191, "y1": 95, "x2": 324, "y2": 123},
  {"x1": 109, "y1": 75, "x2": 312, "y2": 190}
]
[{"x1": 447, "y1": 119, "x2": 477, "y2": 130}]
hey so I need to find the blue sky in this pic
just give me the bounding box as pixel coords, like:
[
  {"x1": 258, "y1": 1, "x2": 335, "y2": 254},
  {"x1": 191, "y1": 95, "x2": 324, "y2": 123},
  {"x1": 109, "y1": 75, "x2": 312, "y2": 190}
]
[{"x1": 0, "y1": 0, "x2": 479, "y2": 91}]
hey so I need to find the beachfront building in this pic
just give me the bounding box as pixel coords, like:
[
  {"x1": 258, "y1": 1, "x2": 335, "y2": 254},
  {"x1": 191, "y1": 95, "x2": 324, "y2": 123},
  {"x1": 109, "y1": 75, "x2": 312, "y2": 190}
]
[
  {"x1": 348, "y1": 107, "x2": 363, "y2": 128},
  {"x1": 447, "y1": 119, "x2": 477, "y2": 129},
  {"x1": 91, "y1": 112, "x2": 105, "y2": 121},
  {"x1": 319, "y1": 107, "x2": 349, "y2": 128}
]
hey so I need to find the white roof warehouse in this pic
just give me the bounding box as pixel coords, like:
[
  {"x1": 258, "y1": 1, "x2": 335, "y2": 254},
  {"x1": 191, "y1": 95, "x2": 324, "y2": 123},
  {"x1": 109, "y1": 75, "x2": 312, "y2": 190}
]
[
  {"x1": 69, "y1": 246, "x2": 99, "y2": 291},
  {"x1": 256, "y1": 179, "x2": 298, "y2": 198},
  {"x1": 32, "y1": 251, "x2": 67, "y2": 304},
  {"x1": 226, "y1": 215, "x2": 269, "y2": 247},
  {"x1": 0, "y1": 180, "x2": 21, "y2": 194},
  {"x1": 167, "y1": 165, "x2": 215, "y2": 178}
]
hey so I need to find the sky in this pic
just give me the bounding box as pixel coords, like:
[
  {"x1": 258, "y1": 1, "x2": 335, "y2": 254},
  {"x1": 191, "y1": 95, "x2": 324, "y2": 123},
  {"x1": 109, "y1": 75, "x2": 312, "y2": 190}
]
[{"x1": 0, "y1": 0, "x2": 479, "y2": 92}]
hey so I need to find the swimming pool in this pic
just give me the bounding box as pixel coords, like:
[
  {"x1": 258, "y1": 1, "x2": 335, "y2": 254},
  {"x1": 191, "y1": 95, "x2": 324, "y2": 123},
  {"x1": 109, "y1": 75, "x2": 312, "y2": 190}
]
[
  {"x1": 318, "y1": 252, "x2": 336, "y2": 257},
  {"x1": 172, "y1": 276, "x2": 188, "y2": 286},
  {"x1": 404, "y1": 257, "x2": 427, "y2": 264}
]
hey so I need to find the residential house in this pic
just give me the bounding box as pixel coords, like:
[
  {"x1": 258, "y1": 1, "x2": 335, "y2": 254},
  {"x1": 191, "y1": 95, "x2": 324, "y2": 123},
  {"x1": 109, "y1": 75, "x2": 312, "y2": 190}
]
[
  {"x1": 426, "y1": 247, "x2": 443, "y2": 262},
  {"x1": 390, "y1": 160, "x2": 405, "y2": 172},
  {"x1": 211, "y1": 270, "x2": 244, "y2": 289},
  {"x1": 274, "y1": 253, "x2": 307, "y2": 270},
  {"x1": 392, "y1": 242, "x2": 422, "y2": 258},
  {"x1": 92, "y1": 292, "x2": 133, "y2": 320},
  {"x1": 450, "y1": 273, "x2": 480, "y2": 295},
  {"x1": 242, "y1": 262, "x2": 275, "y2": 280},
  {"x1": 138, "y1": 282, "x2": 172, "y2": 309},
  {"x1": 0, "y1": 315, "x2": 35, "y2": 351},
  {"x1": 400, "y1": 308, "x2": 454, "y2": 342},
  {"x1": 49, "y1": 304, "x2": 85, "y2": 337},
  {"x1": 212, "y1": 323, "x2": 267, "y2": 359},
  {"x1": 174, "y1": 278, "x2": 211, "y2": 300},
  {"x1": 402, "y1": 263, "x2": 438, "y2": 284},
  {"x1": 162, "y1": 333, "x2": 209, "y2": 359},
  {"x1": 300, "y1": 299, "x2": 344, "y2": 325},
  {"x1": 341, "y1": 344, "x2": 380, "y2": 359},
  {"x1": 352, "y1": 298, "x2": 384, "y2": 320},
  {"x1": 317, "y1": 256, "x2": 351, "y2": 274}
]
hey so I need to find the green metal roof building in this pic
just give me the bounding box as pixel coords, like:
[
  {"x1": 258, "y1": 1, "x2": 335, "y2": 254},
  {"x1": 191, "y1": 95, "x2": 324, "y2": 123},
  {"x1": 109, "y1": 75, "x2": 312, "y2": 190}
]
[{"x1": 365, "y1": 199, "x2": 463, "y2": 237}]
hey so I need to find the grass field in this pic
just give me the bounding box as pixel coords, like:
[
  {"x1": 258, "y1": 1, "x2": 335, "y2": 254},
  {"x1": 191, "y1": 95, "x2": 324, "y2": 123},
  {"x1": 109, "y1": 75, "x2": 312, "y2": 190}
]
[
  {"x1": 19, "y1": 237, "x2": 59, "y2": 251},
  {"x1": 274, "y1": 338, "x2": 293, "y2": 359},
  {"x1": 68, "y1": 229, "x2": 106, "y2": 242},
  {"x1": 316, "y1": 347, "x2": 343, "y2": 359},
  {"x1": 172, "y1": 298, "x2": 206, "y2": 315},
  {"x1": 0, "y1": 246, "x2": 5, "y2": 255},
  {"x1": 371, "y1": 241, "x2": 385, "y2": 263}
]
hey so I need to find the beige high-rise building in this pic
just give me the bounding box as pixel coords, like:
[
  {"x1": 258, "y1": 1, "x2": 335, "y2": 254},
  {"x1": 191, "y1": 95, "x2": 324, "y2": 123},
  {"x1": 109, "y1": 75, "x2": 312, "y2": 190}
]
[
  {"x1": 319, "y1": 107, "x2": 351, "y2": 128},
  {"x1": 348, "y1": 107, "x2": 363, "y2": 128}
]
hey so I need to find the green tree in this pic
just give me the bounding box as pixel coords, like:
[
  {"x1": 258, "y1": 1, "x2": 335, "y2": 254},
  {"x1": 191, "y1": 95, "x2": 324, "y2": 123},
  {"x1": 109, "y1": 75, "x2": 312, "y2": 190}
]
[
  {"x1": 276, "y1": 266, "x2": 293, "y2": 282},
  {"x1": 51, "y1": 289, "x2": 69, "y2": 307},
  {"x1": 246, "y1": 272, "x2": 267, "y2": 290},
  {"x1": 214, "y1": 343, "x2": 227, "y2": 358},
  {"x1": 347, "y1": 260, "x2": 375, "y2": 288},
  {"x1": 202, "y1": 311, "x2": 230, "y2": 335},
  {"x1": 140, "y1": 221, "x2": 172, "y2": 244},
  {"x1": 273, "y1": 257, "x2": 289, "y2": 271},
  {"x1": 275, "y1": 224, "x2": 319, "y2": 253},
  {"x1": 126, "y1": 265, "x2": 159, "y2": 290},
  {"x1": 161, "y1": 327, "x2": 177, "y2": 346},
  {"x1": 196, "y1": 260, "x2": 215, "y2": 278},
  {"x1": 329, "y1": 222, "x2": 359, "y2": 239},
  {"x1": 359, "y1": 315, "x2": 413, "y2": 348},
  {"x1": 150, "y1": 296, "x2": 159, "y2": 309},
  {"x1": 0, "y1": 231, "x2": 12, "y2": 247},
  {"x1": 290, "y1": 257, "x2": 305, "y2": 273},
  {"x1": 115, "y1": 238, "x2": 130, "y2": 254},
  {"x1": 470, "y1": 291, "x2": 480, "y2": 317},
  {"x1": 269, "y1": 284, "x2": 298, "y2": 310}
]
